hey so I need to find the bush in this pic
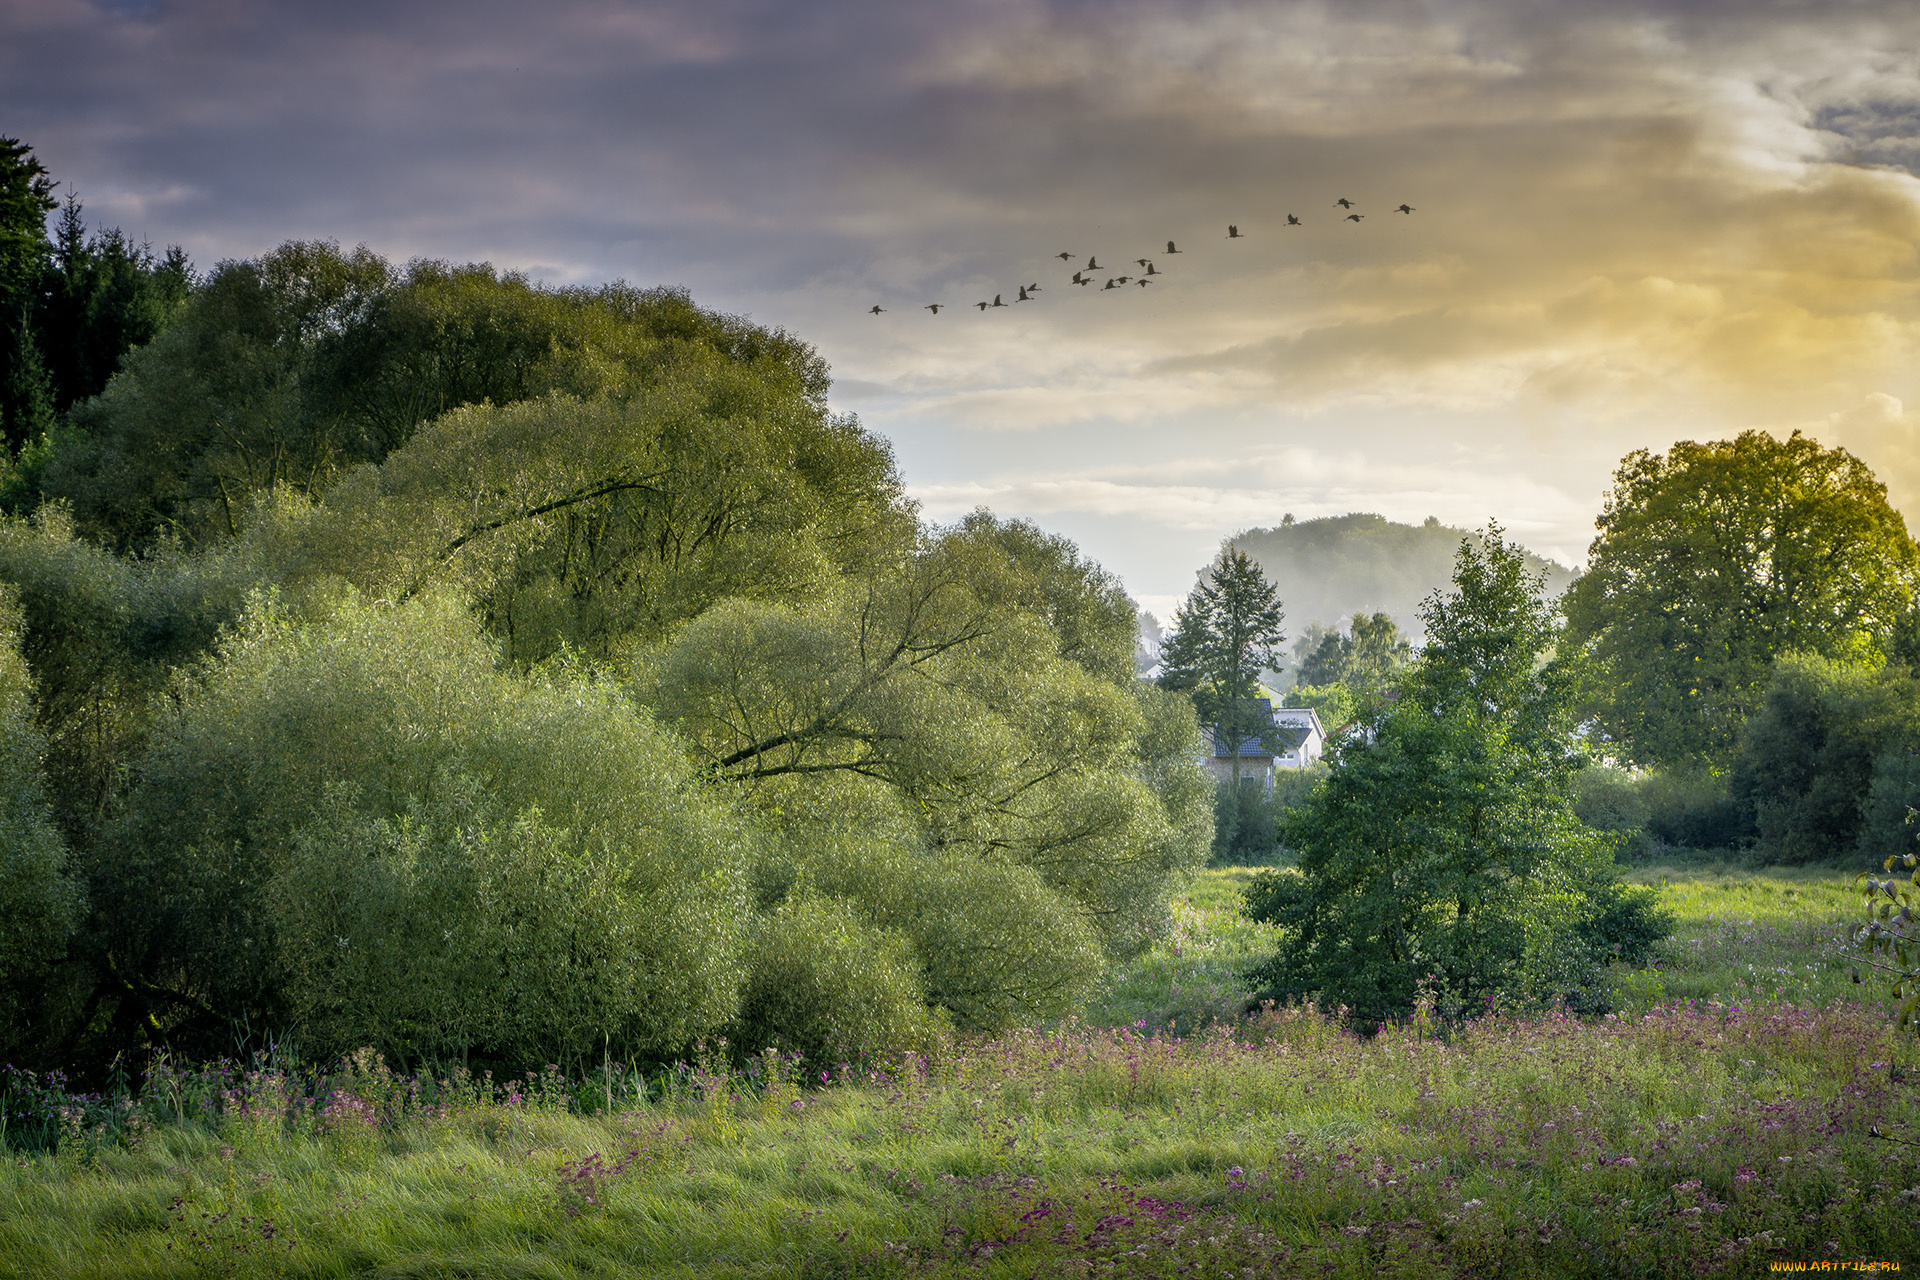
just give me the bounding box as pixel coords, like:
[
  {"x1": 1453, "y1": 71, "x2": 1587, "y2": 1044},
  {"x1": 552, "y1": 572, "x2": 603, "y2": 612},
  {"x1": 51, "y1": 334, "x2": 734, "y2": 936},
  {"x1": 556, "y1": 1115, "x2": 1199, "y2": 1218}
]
[
  {"x1": 1211, "y1": 779, "x2": 1279, "y2": 864},
  {"x1": 0, "y1": 584, "x2": 82, "y2": 1050},
  {"x1": 106, "y1": 589, "x2": 751, "y2": 1065},
  {"x1": 1861, "y1": 749, "x2": 1920, "y2": 867},
  {"x1": 814, "y1": 847, "x2": 1108, "y2": 1033},
  {"x1": 1640, "y1": 770, "x2": 1748, "y2": 851},
  {"x1": 1730, "y1": 653, "x2": 1920, "y2": 863},
  {"x1": 733, "y1": 895, "x2": 946, "y2": 1066}
]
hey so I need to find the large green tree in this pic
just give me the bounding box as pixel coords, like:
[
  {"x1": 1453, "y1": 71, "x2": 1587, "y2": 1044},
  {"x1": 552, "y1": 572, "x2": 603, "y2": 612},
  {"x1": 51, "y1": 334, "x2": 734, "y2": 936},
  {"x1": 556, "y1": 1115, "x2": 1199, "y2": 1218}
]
[
  {"x1": 1157, "y1": 548, "x2": 1288, "y2": 783},
  {"x1": 1249, "y1": 526, "x2": 1666, "y2": 1027},
  {"x1": 1565, "y1": 431, "x2": 1920, "y2": 771},
  {"x1": 0, "y1": 138, "x2": 56, "y2": 452}
]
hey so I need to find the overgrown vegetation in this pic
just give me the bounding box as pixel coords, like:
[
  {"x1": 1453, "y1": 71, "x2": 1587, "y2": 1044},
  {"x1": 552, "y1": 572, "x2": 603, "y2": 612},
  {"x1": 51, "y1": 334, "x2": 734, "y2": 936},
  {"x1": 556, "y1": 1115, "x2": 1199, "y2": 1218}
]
[
  {"x1": 0, "y1": 197, "x2": 1212, "y2": 1079},
  {"x1": 2, "y1": 864, "x2": 1915, "y2": 1280},
  {"x1": 1246, "y1": 528, "x2": 1668, "y2": 1027}
]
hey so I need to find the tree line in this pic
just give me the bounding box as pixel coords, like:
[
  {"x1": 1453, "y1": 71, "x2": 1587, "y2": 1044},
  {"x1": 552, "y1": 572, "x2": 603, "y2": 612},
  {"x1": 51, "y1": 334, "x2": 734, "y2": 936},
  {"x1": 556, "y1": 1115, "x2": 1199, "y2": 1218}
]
[
  {"x1": 0, "y1": 140, "x2": 1213, "y2": 1079},
  {"x1": 1164, "y1": 428, "x2": 1920, "y2": 1027}
]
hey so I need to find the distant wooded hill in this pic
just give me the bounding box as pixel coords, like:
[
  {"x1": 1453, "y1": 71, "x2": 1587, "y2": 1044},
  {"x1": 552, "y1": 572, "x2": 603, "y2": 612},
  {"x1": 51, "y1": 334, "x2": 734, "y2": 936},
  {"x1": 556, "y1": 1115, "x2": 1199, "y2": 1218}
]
[{"x1": 1229, "y1": 513, "x2": 1576, "y2": 652}]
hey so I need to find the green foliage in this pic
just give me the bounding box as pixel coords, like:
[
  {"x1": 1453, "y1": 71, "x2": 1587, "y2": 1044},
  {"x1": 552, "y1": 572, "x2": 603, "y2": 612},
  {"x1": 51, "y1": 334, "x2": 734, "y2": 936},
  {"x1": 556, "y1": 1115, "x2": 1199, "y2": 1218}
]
[
  {"x1": 1249, "y1": 526, "x2": 1658, "y2": 1026},
  {"x1": 1570, "y1": 764, "x2": 1648, "y2": 834},
  {"x1": 1158, "y1": 548, "x2": 1288, "y2": 780},
  {"x1": 104, "y1": 590, "x2": 750, "y2": 1064},
  {"x1": 1639, "y1": 769, "x2": 1748, "y2": 851},
  {"x1": 36, "y1": 195, "x2": 192, "y2": 416},
  {"x1": 1282, "y1": 681, "x2": 1355, "y2": 732},
  {"x1": 1293, "y1": 611, "x2": 1410, "y2": 696},
  {"x1": 266, "y1": 382, "x2": 908, "y2": 661},
  {"x1": 1730, "y1": 652, "x2": 1920, "y2": 863},
  {"x1": 0, "y1": 584, "x2": 82, "y2": 1050},
  {"x1": 0, "y1": 136, "x2": 57, "y2": 454},
  {"x1": 1853, "y1": 841, "x2": 1920, "y2": 1033},
  {"x1": 1212, "y1": 780, "x2": 1280, "y2": 865},
  {"x1": 44, "y1": 243, "x2": 861, "y2": 557},
  {"x1": 734, "y1": 894, "x2": 946, "y2": 1065},
  {"x1": 0, "y1": 505, "x2": 266, "y2": 845},
  {"x1": 646, "y1": 524, "x2": 1211, "y2": 1023},
  {"x1": 1566, "y1": 430, "x2": 1920, "y2": 772}
]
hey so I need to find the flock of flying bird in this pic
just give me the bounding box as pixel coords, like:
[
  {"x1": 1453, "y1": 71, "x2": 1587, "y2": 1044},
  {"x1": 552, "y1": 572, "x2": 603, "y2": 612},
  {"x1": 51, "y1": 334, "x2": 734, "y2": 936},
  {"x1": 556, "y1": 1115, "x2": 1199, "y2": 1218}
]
[{"x1": 866, "y1": 198, "x2": 1417, "y2": 316}]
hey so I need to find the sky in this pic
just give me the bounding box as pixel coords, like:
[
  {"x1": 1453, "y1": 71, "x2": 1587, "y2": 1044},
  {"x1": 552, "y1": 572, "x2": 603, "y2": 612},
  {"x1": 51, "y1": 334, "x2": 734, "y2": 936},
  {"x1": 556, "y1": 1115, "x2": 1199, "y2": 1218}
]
[{"x1": 7, "y1": 0, "x2": 1920, "y2": 622}]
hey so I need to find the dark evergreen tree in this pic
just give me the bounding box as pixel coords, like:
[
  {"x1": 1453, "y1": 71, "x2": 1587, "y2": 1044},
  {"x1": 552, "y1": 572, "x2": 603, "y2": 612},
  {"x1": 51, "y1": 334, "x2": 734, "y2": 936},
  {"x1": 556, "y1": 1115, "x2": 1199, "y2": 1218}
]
[
  {"x1": 39, "y1": 193, "x2": 192, "y2": 412},
  {"x1": 1158, "y1": 548, "x2": 1288, "y2": 783},
  {"x1": 0, "y1": 138, "x2": 56, "y2": 453}
]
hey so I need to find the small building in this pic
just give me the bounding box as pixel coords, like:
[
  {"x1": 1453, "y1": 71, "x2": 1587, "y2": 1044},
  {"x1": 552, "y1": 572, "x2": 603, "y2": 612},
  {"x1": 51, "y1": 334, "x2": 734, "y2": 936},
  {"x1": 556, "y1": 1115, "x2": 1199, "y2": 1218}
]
[{"x1": 1203, "y1": 702, "x2": 1326, "y2": 793}]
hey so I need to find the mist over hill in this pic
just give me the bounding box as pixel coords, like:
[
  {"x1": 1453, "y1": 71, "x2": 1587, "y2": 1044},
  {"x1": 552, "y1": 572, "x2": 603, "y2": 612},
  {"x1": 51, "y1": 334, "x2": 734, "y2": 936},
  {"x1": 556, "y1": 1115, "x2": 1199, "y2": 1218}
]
[{"x1": 1229, "y1": 513, "x2": 1577, "y2": 652}]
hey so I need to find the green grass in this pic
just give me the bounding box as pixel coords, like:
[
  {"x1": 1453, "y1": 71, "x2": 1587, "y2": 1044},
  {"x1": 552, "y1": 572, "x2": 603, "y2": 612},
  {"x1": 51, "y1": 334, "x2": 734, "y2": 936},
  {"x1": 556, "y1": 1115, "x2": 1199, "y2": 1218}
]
[{"x1": 6, "y1": 859, "x2": 1918, "y2": 1278}]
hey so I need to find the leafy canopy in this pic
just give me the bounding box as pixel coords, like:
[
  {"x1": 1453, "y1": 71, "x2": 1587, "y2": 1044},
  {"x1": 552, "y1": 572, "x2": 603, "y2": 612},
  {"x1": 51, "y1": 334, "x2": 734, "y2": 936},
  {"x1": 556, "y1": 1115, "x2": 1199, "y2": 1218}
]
[
  {"x1": 1565, "y1": 430, "x2": 1920, "y2": 772},
  {"x1": 1158, "y1": 548, "x2": 1288, "y2": 774},
  {"x1": 1249, "y1": 525, "x2": 1666, "y2": 1028}
]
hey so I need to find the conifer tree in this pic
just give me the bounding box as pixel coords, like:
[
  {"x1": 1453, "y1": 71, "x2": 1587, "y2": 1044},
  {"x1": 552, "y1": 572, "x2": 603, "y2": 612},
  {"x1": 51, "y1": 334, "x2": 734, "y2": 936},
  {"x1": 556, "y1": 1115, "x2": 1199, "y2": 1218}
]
[{"x1": 1157, "y1": 548, "x2": 1287, "y2": 783}]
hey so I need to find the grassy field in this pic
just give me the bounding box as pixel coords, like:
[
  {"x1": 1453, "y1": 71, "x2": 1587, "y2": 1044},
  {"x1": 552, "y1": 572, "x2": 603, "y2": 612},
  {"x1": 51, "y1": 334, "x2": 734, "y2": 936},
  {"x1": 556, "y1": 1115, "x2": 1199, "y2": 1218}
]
[{"x1": 5, "y1": 860, "x2": 1918, "y2": 1278}]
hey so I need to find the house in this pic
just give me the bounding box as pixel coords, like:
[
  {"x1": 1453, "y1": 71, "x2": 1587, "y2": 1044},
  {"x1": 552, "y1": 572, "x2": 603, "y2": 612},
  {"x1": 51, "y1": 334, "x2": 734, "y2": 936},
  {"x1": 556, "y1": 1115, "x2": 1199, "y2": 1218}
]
[{"x1": 1203, "y1": 702, "x2": 1326, "y2": 793}]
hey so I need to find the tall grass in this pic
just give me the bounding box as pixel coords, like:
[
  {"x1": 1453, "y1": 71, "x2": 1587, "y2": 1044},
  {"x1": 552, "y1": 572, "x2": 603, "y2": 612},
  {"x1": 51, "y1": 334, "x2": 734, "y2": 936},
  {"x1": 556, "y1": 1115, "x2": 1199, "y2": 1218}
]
[{"x1": 4, "y1": 862, "x2": 1913, "y2": 1278}]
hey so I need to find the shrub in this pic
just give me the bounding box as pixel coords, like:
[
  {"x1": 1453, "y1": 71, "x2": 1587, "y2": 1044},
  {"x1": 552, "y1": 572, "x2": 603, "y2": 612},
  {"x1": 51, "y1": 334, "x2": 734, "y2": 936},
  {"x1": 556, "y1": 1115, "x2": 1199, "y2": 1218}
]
[
  {"x1": 1211, "y1": 779, "x2": 1279, "y2": 864},
  {"x1": 106, "y1": 589, "x2": 751, "y2": 1065},
  {"x1": 1730, "y1": 653, "x2": 1920, "y2": 863},
  {"x1": 1640, "y1": 769, "x2": 1748, "y2": 851},
  {"x1": 0, "y1": 584, "x2": 81, "y2": 1049},
  {"x1": 732, "y1": 895, "x2": 945, "y2": 1065}
]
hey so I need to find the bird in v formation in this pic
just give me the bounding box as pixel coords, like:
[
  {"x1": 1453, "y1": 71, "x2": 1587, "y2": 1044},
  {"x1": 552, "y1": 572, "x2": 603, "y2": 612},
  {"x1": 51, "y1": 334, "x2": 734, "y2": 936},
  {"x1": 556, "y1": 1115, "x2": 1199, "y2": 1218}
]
[{"x1": 868, "y1": 197, "x2": 1417, "y2": 315}]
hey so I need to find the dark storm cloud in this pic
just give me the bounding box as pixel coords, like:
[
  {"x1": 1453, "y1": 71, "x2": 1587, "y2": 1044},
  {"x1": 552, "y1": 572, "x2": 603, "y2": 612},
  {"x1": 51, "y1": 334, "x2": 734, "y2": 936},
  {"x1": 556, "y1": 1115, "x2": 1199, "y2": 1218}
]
[{"x1": 10, "y1": 0, "x2": 1920, "y2": 601}]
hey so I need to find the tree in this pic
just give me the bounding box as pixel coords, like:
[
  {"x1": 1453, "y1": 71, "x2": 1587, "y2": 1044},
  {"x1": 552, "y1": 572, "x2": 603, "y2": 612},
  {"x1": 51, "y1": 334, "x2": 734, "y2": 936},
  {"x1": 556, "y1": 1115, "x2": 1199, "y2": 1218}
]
[
  {"x1": 37, "y1": 193, "x2": 192, "y2": 414},
  {"x1": 1158, "y1": 548, "x2": 1288, "y2": 784},
  {"x1": 1248, "y1": 526, "x2": 1667, "y2": 1028},
  {"x1": 0, "y1": 137, "x2": 56, "y2": 453},
  {"x1": 1565, "y1": 431, "x2": 1920, "y2": 772},
  {"x1": 1294, "y1": 611, "x2": 1411, "y2": 697},
  {"x1": 1730, "y1": 654, "x2": 1920, "y2": 864},
  {"x1": 648, "y1": 518, "x2": 1213, "y2": 1025}
]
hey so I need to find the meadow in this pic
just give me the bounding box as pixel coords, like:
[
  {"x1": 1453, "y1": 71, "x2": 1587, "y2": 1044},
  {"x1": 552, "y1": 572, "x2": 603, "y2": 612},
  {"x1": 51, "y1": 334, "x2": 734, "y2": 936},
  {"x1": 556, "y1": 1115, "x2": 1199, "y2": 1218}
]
[{"x1": 4, "y1": 860, "x2": 1917, "y2": 1279}]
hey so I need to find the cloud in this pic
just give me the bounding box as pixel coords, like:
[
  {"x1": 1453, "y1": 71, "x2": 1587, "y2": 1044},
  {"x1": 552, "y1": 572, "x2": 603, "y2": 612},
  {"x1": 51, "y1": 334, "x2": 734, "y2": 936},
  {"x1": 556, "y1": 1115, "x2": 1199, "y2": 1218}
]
[{"x1": 9, "y1": 0, "x2": 1920, "y2": 601}]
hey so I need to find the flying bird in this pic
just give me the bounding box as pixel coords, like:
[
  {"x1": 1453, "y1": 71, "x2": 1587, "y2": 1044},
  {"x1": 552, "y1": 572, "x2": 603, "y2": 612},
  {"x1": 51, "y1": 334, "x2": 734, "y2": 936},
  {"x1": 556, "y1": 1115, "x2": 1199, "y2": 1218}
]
[
  {"x1": 1072, "y1": 274, "x2": 1093, "y2": 286},
  {"x1": 1395, "y1": 204, "x2": 1415, "y2": 214},
  {"x1": 1145, "y1": 262, "x2": 1160, "y2": 275},
  {"x1": 1286, "y1": 214, "x2": 1301, "y2": 226},
  {"x1": 1335, "y1": 198, "x2": 1354, "y2": 209},
  {"x1": 1116, "y1": 275, "x2": 1132, "y2": 284},
  {"x1": 1135, "y1": 258, "x2": 1152, "y2": 269},
  {"x1": 990, "y1": 294, "x2": 1007, "y2": 307},
  {"x1": 924, "y1": 304, "x2": 943, "y2": 314},
  {"x1": 975, "y1": 301, "x2": 990, "y2": 311},
  {"x1": 1026, "y1": 282, "x2": 1042, "y2": 293},
  {"x1": 1102, "y1": 279, "x2": 1118, "y2": 290},
  {"x1": 1016, "y1": 286, "x2": 1033, "y2": 302},
  {"x1": 1166, "y1": 241, "x2": 1182, "y2": 253},
  {"x1": 868, "y1": 305, "x2": 885, "y2": 315},
  {"x1": 1086, "y1": 256, "x2": 1100, "y2": 270},
  {"x1": 1055, "y1": 251, "x2": 1073, "y2": 261},
  {"x1": 1136, "y1": 278, "x2": 1153, "y2": 287},
  {"x1": 1345, "y1": 213, "x2": 1363, "y2": 222},
  {"x1": 1227, "y1": 225, "x2": 1242, "y2": 238}
]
